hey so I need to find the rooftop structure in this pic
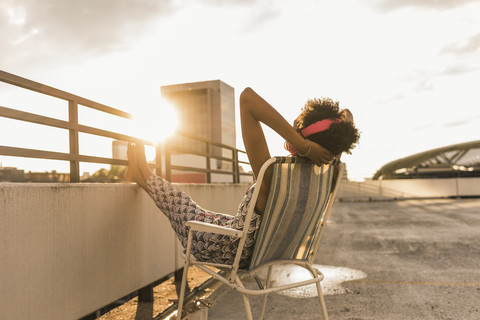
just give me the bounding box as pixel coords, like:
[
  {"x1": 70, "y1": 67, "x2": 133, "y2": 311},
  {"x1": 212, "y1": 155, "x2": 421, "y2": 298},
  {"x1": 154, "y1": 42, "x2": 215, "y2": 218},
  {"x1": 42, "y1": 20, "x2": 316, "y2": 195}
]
[
  {"x1": 373, "y1": 140, "x2": 480, "y2": 180},
  {"x1": 161, "y1": 80, "x2": 238, "y2": 182},
  {"x1": 161, "y1": 80, "x2": 236, "y2": 155}
]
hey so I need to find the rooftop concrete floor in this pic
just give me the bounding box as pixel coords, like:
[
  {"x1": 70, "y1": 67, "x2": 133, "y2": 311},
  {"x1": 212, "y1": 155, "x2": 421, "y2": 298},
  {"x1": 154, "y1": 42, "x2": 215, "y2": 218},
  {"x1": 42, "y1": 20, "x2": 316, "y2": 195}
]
[{"x1": 206, "y1": 199, "x2": 480, "y2": 320}]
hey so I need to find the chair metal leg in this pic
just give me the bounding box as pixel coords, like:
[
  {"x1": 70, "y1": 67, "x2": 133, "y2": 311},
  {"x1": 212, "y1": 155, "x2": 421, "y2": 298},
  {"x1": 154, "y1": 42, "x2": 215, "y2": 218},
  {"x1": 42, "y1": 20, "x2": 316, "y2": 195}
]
[
  {"x1": 315, "y1": 281, "x2": 329, "y2": 320},
  {"x1": 258, "y1": 266, "x2": 273, "y2": 320},
  {"x1": 177, "y1": 231, "x2": 194, "y2": 320},
  {"x1": 306, "y1": 265, "x2": 329, "y2": 320},
  {"x1": 235, "y1": 276, "x2": 254, "y2": 320},
  {"x1": 176, "y1": 263, "x2": 189, "y2": 320},
  {"x1": 242, "y1": 294, "x2": 254, "y2": 320},
  {"x1": 175, "y1": 267, "x2": 191, "y2": 297}
]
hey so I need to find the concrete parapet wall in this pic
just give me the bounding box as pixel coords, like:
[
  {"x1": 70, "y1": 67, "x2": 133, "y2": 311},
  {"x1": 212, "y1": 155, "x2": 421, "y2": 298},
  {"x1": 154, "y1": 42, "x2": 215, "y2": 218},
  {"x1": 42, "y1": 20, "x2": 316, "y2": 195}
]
[
  {"x1": 2, "y1": 178, "x2": 478, "y2": 319},
  {"x1": 0, "y1": 182, "x2": 249, "y2": 320},
  {"x1": 338, "y1": 178, "x2": 480, "y2": 200}
]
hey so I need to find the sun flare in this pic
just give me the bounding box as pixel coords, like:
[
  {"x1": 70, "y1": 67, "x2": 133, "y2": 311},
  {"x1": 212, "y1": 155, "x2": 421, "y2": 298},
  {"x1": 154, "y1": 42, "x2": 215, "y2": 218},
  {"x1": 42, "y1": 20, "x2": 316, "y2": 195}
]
[{"x1": 131, "y1": 97, "x2": 179, "y2": 144}]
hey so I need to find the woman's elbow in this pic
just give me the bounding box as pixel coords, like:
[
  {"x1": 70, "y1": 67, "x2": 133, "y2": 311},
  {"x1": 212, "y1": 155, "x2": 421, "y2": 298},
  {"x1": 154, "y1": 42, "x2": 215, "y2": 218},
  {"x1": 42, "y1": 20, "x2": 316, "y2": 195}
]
[{"x1": 240, "y1": 87, "x2": 254, "y2": 106}]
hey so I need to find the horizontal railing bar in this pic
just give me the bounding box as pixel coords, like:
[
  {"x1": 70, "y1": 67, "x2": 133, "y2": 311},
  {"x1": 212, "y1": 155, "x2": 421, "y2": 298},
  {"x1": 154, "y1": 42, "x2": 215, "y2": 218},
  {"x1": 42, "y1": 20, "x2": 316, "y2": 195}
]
[
  {"x1": 213, "y1": 156, "x2": 235, "y2": 163},
  {"x1": 0, "y1": 145, "x2": 75, "y2": 161},
  {"x1": 77, "y1": 155, "x2": 128, "y2": 166},
  {"x1": 0, "y1": 106, "x2": 74, "y2": 130},
  {"x1": 77, "y1": 124, "x2": 154, "y2": 145},
  {"x1": 1, "y1": 144, "x2": 249, "y2": 178},
  {"x1": 174, "y1": 131, "x2": 236, "y2": 151},
  {"x1": 170, "y1": 165, "x2": 235, "y2": 176},
  {"x1": 169, "y1": 147, "x2": 233, "y2": 162},
  {"x1": 0, "y1": 106, "x2": 154, "y2": 146},
  {"x1": 1, "y1": 145, "x2": 248, "y2": 177},
  {"x1": 0, "y1": 70, "x2": 131, "y2": 119},
  {"x1": 169, "y1": 165, "x2": 208, "y2": 174},
  {"x1": 238, "y1": 160, "x2": 250, "y2": 165},
  {"x1": 0, "y1": 146, "x2": 122, "y2": 166},
  {"x1": 208, "y1": 168, "x2": 237, "y2": 175},
  {"x1": 0, "y1": 145, "x2": 163, "y2": 169},
  {"x1": 168, "y1": 147, "x2": 214, "y2": 159},
  {"x1": 77, "y1": 155, "x2": 160, "y2": 169}
]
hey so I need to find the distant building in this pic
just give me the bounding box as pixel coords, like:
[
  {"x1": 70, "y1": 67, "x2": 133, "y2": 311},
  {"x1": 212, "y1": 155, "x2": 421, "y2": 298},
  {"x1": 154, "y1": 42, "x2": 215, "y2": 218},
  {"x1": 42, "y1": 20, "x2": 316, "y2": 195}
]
[
  {"x1": 26, "y1": 170, "x2": 70, "y2": 182},
  {"x1": 112, "y1": 140, "x2": 128, "y2": 161},
  {"x1": 161, "y1": 80, "x2": 236, "y2": 182},
  {"x1": 0, "y1": 164, "x2": 70, "y2": 182},
  {"x1": 373, "y1": 140, "x2": 480, "y2": 180},
  {"x1": 0, "y1": 166, "x2": 26, "y2": 182}
]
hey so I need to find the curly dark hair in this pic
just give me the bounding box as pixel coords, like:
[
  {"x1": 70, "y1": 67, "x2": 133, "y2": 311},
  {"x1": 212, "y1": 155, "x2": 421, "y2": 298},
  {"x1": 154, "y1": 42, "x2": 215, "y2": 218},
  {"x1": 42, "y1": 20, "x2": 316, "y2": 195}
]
[{"x1": 294, "y1": 97, "x2": 360, "y2": 155}]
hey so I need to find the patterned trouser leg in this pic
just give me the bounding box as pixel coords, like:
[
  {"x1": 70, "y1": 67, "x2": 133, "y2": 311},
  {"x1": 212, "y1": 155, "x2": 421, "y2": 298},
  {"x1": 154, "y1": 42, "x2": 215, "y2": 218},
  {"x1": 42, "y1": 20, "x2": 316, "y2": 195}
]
[{"x1": 146, "y1": 175, "x2": 260, "y2": 267}]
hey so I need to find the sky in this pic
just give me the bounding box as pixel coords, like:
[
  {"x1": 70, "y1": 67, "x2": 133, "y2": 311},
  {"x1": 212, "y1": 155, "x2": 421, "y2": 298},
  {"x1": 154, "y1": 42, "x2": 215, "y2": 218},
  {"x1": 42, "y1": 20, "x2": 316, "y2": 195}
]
[{"x1": 1, "y1": 0, "x2": 480, "y2": 180}]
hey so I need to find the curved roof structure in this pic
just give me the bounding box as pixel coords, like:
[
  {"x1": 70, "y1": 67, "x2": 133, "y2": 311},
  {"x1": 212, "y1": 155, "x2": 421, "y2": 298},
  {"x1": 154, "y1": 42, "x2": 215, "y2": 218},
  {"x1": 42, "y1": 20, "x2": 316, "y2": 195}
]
[{"x1": 373, "y1": 140, "x2": 480, "y2": 180}]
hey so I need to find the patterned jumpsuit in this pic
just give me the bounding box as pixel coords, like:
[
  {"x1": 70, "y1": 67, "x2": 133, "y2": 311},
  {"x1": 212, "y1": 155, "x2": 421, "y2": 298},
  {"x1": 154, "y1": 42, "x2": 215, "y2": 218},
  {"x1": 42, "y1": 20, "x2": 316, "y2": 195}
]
[{"x1": 146, "y1": 175, "x2": 261, "y2": 268}]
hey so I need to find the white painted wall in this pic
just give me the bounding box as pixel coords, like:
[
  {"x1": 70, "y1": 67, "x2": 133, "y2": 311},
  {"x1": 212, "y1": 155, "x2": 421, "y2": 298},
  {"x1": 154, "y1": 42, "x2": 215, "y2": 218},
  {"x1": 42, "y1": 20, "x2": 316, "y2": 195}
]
[
  {"x1": 0, "y1": 182, "x2": 249, "y2": 320},
  {"x1": 337, "y1": 178, "x2": 480, "y2": 200}
]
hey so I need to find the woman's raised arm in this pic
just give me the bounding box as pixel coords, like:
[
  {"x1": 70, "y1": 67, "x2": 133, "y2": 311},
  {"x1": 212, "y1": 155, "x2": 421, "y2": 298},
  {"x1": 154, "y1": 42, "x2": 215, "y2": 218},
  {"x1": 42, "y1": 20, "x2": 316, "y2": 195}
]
[{"x1": 239, "y1": 87, "x2": 334, "y2": 212}]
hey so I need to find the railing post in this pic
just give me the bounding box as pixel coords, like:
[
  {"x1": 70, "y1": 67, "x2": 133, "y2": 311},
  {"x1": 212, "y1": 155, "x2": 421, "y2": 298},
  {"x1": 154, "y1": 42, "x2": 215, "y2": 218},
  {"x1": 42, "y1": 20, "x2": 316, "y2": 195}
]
[
  {"x1": 138, "y1": 284, "x2": 154, "y2": 303},
  {"x1": 233, "y1": 149, "x2": 239, "y2": 183},
  {"x1": 155, "y1": 143, "x2": 162, "y2": 177},
  {"x1": 206, "y1": 142, "x2": 211, "y2": 183},
  {"x1": 165, "y1": 140, "x2": 172, "y2": 181},
  {"x1": 68, "y1": 100, "x2": 80, "y2": 182}
]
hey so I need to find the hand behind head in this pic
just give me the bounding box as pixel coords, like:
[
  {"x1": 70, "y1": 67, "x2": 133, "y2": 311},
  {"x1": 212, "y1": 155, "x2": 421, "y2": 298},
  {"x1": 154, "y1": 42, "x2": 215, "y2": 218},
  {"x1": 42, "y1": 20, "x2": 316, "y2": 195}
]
[{"x1": 306, "y1": 141, "x2": 334, "y2": 166}]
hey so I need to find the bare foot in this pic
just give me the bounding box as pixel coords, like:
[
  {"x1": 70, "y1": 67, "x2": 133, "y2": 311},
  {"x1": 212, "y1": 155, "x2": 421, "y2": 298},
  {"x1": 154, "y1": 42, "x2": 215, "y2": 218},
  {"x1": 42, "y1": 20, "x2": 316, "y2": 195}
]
[
  {"x1": 134, "y1": 142, "x2": 154, "y2": 181},
  {"x1": 136, "y1": 142, "x2": 147, "y2": 163},
  {"x1": 124, "y1": 142, "x2": 151, "y2": 191},
  {"x1": 124, "y1": 143, "x2": 141, "y2": 183}
]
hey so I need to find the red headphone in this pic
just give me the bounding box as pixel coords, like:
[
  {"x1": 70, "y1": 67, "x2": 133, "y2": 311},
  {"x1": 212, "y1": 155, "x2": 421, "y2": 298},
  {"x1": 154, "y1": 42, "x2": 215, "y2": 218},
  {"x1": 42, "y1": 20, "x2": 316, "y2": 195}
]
[{"x1": 285, "y1": 118, "x2": 341, "y2": 155}]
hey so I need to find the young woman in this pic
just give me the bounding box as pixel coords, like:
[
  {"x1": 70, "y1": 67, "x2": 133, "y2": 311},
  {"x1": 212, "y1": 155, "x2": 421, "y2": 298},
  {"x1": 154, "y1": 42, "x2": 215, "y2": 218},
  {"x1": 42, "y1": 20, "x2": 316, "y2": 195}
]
[{"x1": 125, "y1": 87, "x2": 359, "y2": 268}]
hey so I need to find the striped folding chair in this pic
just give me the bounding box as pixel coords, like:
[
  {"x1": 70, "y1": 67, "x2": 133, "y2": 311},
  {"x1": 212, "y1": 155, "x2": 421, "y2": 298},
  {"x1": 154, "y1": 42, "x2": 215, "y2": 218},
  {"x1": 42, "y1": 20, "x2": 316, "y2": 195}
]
[{"x1": 177, "y1": 156, "x2": 344, "y2": 320}]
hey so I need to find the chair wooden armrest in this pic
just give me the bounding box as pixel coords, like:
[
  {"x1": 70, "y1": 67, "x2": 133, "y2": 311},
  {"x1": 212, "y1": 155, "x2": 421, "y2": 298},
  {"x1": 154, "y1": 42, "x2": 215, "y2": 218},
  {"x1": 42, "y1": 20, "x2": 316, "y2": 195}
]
[{"x1": 185, "y1": 220, "x2": 244, "y2": 238}]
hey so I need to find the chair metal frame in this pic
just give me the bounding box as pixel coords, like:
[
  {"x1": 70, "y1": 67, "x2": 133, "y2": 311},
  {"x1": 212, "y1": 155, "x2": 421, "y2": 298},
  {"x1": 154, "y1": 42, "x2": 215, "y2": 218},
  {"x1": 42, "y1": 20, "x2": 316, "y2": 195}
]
[{"x1": 177, "y1": 157, "x2": 344, "y2": 320}]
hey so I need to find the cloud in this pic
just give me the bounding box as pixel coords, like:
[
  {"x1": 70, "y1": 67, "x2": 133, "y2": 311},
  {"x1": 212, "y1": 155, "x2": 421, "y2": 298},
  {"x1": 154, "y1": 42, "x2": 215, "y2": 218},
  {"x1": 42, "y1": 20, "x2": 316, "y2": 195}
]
[
  {"x1": 371, "y1": 0, "x2": 479, "y2": 12},
  {"x1": 241, "y1": 5, "x2": 281, "y2": 33},
  {"x1": 439, "y1": 63, "x2": 480, "y2": 75},
  {"x1": 195, "y1": 0, "x2": 280, "y2": 33},
  {"x1": 411, "y1": 122, "x2": 437, "y2": 131},
  {"x1": 1, "y1": 0, "x2": 175, "y2": 71},
  {"x1": 200, "y1": 0, "x2": 257, "y2": 6},
  {"x1": 444, "y1": 114, "x2": 480, "y2": 127},
  {"x1": 396, "y1": 33, "x2": 480, "y2": 88},
  {"x1": 413, "y1": 79, "x2": 434, "y2": 92},
  {"x1": 0, "y1": 0, "x2": 279, "y2": 72},
  {"x1": 373, "y1": 92, "x2": 406, "y2": 105},
  {"x1": 374, "y1": 77, "x2": 434, "y2": 104},
  {"x1": 238, "y1": 0, "x2": 282, "y2": 34},
  {"x1": 440, "y1": 33, "x2": 480, "y2": 56},
  {"x1": 436, "y1": 34, "x2": 480, "y2": 76},
  {"x1": 411, "y1": 113, "x2": 480, "y2": 131}
]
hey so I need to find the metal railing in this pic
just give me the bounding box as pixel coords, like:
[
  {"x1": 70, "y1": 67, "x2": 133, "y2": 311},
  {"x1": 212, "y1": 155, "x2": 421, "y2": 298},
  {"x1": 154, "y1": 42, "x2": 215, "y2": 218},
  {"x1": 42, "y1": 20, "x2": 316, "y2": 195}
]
[
  {"x1": 164, "y1": 131, "x2": 251, "y2": 183},
  {"x1": 0, "y1": 70, "x2": 251, "y2": 183}
]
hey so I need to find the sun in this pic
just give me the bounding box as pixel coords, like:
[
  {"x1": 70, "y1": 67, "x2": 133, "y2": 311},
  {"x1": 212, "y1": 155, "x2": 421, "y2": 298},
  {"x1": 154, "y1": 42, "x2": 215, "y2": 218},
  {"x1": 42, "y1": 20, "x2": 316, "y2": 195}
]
[{"x1": 131, "y1": 97, "x2": 179, "y2": 144}]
